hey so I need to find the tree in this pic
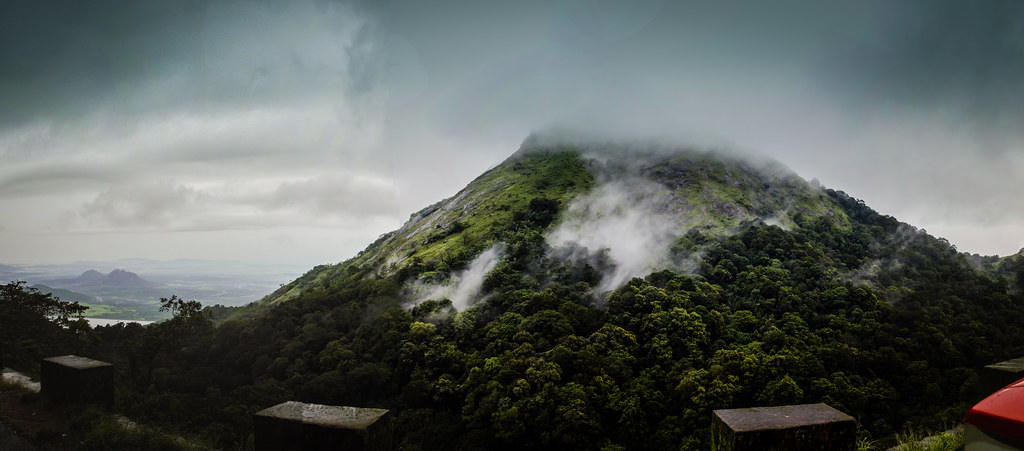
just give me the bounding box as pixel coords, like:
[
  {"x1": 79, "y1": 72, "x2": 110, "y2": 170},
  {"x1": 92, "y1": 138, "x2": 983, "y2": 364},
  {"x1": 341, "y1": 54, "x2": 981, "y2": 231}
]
[
  {"x1": 0, "y1": 281, "x2": 87, "y2": 370},
  {"x1": 1, "y1": 281, "x2": 86, "y2": 326},
  {"x1": 156, "y1": 295, "x2": 213, "y2": 346},
  {"x1": 129, "y1": 295, "x2": 212, "y2": 387}
]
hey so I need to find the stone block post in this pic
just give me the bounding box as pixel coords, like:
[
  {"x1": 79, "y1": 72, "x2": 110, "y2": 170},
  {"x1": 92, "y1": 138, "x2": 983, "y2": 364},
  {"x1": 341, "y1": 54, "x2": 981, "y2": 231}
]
[
  {"x1": 40, "y1": 355, "x2": 114, "y2": 407},
  {"x1": 253, "y1": 401, "x2": 391, "y2": 451},
  {"x1": 711, "y1": 403, "x2": 856, "y2": 450},
  {"x1": 977, "y1": 357, "x2": 1024, "y2": 400}
]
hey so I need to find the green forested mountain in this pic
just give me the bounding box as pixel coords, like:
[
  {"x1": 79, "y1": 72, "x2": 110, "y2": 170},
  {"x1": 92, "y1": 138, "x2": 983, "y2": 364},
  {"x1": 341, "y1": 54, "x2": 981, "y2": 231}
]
[
  {"x1": 14, "y1": 138, "x2": 1024, "y2": 449},
  {"x1": 263, "y1": 141, "x2": 845, "y2": 306}
]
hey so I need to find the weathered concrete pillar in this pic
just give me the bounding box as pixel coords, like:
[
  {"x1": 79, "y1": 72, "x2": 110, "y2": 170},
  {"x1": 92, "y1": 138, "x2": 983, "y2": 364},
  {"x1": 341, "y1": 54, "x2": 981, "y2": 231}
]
[
  {"x1": 977, "y1": 357, "x2": 1024, "y2": 400},
  {"x1": 253, "y1": 401, "x2": 391, "y2": 451},
  {"x1": 40, "y1": 355, "x2": 114, "y2": 407},
  {"x1": 711, "y1": 403, "x2": 856, "y2": 451}
]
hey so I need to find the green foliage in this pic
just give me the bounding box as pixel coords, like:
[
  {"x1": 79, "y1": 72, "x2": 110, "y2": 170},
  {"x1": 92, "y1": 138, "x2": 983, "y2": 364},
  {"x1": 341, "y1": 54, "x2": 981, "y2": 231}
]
[
  {"x1": 1, "y1": 280, "x2": 87, "y2": 327},
  {"x1": 78, "y1": 151, "x2": 1024, "y2": 450},
  {"x1": 261, "y1": 149, "x2": 595, "y2": 305},
  {"x1": 69, "y1": 405, "x2": 207, "y2": 450},
  {"x1": 878, "y1": 426, "x2": 964, "y2": 451},
  {"x1": 79, "y1": 302, "x2": 137, "y2": 318},
  {"x1": 0, "y1": 280, "x2": 91, "y2": 372}
]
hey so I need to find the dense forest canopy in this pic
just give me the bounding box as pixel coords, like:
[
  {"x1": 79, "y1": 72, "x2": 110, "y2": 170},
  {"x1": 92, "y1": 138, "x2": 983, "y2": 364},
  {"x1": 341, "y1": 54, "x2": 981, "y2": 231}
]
[{"x1": 5, "y1": 145, "x2": 1024, "y2": 450}]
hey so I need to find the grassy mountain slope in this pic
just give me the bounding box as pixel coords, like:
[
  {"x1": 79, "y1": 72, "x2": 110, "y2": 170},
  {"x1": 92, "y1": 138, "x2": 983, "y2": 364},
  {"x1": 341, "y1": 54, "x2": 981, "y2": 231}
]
[
  {"x1": 95, "y1": 138, "x2": 1024, "y2": 450},
  {"x1": 263, "y1": 144, "x2": 846, "y2": 306},
  {"x1": 262, "y1": 149, "x2": 595, "y2": 305},
  {"x1": 31, "y1": 284, "x2": 98, "y2": 305},
  {"x1": 639, "y1": 150, "x2": 846, "y2": 229}
]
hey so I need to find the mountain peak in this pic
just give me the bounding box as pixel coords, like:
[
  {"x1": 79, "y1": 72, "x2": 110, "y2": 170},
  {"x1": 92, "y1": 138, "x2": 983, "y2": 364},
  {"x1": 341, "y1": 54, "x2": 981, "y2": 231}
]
[
  {"x1": 263, "y1": 142, "x2": 845, "y2": 305},
  {"x1": 98, "y1": 269, "x2": 150, "y2": 287},
  {"x1": 72, "y1": 270, "x2": 105, "y2": 284}
]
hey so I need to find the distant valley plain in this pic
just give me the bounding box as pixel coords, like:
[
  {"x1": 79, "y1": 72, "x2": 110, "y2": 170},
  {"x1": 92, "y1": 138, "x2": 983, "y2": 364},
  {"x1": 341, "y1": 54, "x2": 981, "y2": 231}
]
[{"x1": 0, "y1": 259, "x2": 307, "y2": 321}]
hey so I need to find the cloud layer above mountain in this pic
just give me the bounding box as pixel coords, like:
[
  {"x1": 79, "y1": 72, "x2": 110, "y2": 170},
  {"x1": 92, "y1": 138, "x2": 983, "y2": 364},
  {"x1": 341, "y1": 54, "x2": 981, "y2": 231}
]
[{"x1": 1, "y1": 0, "x2": 1022, "y2": 264}]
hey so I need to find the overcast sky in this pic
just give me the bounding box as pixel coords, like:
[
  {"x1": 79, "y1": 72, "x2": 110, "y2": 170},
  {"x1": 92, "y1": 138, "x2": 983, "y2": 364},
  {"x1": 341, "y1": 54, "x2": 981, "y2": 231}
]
[{"x1": 2, "y1": 0, "x2": 1023, "y2": 266}]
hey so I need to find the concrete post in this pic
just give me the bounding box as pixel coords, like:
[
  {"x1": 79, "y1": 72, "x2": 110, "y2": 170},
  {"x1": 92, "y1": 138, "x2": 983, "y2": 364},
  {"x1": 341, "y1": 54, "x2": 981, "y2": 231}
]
[
  {"x1": 40, "y1": 355, "x2": 114, "y2": 407},
  {"x1": 977, "y1": 357, "x2": 1024, "y2": 400},
  {"x1": 711, "y1": 403, "x2": 856, "y2": 451},
  {"x1": 253, "y1": 401, "x2": 391, "y2": 451}
]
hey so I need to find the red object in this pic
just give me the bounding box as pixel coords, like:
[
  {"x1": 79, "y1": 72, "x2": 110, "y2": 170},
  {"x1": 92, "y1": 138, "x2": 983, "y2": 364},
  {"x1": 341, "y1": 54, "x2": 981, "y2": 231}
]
[{"x1": 965, "y1": 377, "x2": 1024, "y2": 441}]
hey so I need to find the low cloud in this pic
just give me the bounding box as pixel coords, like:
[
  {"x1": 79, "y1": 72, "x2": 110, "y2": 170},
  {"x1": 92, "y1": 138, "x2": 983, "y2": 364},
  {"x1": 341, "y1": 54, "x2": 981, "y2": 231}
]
[
  {"x1": 267, "y1": 234, "x2": 298, "y2": 247},
  {"x1": 408, "y1": 244, "x2": 504, "y2": 311},
  {"x1": 547, "y1": 175, "x2": 683, "y2": 294},
  {"x1": 262, "y1": 174, "x2": 398, "y2": 217},
  {"x1": 78, "y1": 181, "x2": 200, "y2": 228},
  {"x1": 66, "y1": 174, "x2": 402, "y2": 233},
  {"x1": 0, "y1": 165, "x2": 120, "y2": 198}
]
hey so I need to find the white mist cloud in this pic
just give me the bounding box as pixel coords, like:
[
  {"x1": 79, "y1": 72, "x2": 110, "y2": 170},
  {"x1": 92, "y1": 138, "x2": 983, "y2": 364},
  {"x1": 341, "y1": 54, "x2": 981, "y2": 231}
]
[
  {"x1": 261, "y1": 174, "x2": 398, "y2": 217},
  {"x1": 762, "y1": 213, "x2": 794, "y2": 231},
  {"x1": 78, "y1": 181, "x2": 200, "y2": 227},
  {"x1": 547, "y1": 176, "x2": 683, "y2": 293},
  {"x1": 409, "y1": 244, "x2": 504, "y2": 311}
]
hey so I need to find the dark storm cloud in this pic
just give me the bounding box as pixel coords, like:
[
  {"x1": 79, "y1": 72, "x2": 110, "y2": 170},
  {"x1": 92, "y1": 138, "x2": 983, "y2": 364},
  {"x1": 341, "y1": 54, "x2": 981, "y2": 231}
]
[
  {"x1": 376, "y1": 0, "x2": 1024, "y2": 255},
  {"x1": 3, "y1": 0, "x2": 1023, "y2": 263},
  {"x1": 823, "y1": 0, "x2": 1024, "y2": 138},
  {"x1": 0, "y1": 0, "x2": 378, "y2": 129},
  {"x1": 403, "y1": 0, "x2": 1024, "y2": 145},
  {"x1": 1, "y1": 1, "x2": 201, "y2": 125}
]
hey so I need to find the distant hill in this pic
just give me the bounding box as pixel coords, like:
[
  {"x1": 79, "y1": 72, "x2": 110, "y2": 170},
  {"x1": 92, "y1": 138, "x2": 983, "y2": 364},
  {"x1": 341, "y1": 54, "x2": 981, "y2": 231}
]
[
  {"x1": 95, "y1": 269, "x2": 151, "y2": 287},
  {"x1": 55, "y1": 268, "x2": 154, "y2": 288},
  {"x1": 31, "y1": 284, "x2": 99, "y2": 304},
  {"x1": 71, "y1": 270, "x2": 105, "y2": 284},
  {"x1": 0, "y1": 264, "x2": 18, "y2": 281}
]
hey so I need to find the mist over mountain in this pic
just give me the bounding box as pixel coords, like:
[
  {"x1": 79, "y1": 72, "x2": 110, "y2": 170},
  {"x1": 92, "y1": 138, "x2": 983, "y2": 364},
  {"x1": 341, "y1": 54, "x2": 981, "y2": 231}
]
[
  {"x1": 22, "y1": 137, "x2": 1024, "y2": 449},
  {"x1": 266, "y1": 136, "x2": 851, "y2": 309},
  {"x1": 4, "y1": 0, "x2": 1024, "y2": 445}
]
